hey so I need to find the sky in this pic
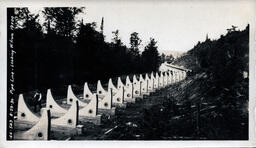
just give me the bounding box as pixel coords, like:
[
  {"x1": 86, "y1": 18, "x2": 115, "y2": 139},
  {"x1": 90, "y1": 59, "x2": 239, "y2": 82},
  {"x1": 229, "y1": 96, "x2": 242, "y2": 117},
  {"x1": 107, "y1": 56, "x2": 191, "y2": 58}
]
[{"x1": 30, "y1": 0, "x2": 253, "y2": 52}]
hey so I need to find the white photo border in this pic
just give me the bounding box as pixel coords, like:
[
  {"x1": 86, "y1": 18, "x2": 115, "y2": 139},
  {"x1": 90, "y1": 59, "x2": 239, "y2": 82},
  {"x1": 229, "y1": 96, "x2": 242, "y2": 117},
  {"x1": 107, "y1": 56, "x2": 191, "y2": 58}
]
[{"x1": 0, "y1": 0, "x2": 255, "y2": 147}]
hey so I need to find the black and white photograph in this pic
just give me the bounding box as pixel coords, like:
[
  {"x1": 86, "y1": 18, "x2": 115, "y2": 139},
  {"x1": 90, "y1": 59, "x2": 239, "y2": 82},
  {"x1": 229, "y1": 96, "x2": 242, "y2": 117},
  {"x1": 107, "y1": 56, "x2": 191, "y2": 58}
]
[{"x1": 1, "y1": 0, "x2": 256, "y2": 147}]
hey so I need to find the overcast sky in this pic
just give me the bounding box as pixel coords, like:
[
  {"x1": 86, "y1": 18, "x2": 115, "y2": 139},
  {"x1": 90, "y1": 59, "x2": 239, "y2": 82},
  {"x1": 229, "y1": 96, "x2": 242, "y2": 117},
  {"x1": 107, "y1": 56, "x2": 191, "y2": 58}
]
[{"x1": 30, "y1": 0, "x2": 253, "y2": 52}]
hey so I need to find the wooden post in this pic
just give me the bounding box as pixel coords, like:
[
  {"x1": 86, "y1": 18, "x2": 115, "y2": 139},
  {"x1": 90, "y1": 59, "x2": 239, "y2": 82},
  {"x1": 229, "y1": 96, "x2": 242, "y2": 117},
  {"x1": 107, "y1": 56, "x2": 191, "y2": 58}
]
[
  {"x1": 96, "y1": 94, "x2": 99, "y2": 114},
  {"x1": 153, "y1": 79, "x2": 155, "y2": 90},
  {"x1": 140, "y1": 81, "x2": 142, "y2": 96},
  {"x1": 110, "y1": 88, "x2": 113, "y2": 108},
  {"x1": 146, "y1": 80, "x2": 148, "y2": 93},
  {"x1": 122, "y1": 86, "x2": 125, "y2": 102},
  {"x1": 131, "y1": 84, "x2": 134, "y2": 98}
]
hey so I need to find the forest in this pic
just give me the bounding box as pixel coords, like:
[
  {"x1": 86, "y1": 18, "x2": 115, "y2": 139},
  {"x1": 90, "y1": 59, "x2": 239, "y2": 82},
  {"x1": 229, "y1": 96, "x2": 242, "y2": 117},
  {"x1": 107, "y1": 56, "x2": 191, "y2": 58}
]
[{"x1": 8, "y1": 7, "x2": 162, "y2": 93}]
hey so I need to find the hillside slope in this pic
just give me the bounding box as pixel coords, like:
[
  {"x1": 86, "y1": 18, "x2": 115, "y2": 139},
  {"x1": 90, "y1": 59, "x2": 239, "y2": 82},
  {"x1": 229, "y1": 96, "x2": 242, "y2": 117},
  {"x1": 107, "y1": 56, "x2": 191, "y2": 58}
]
[{"x1": 170, "y1": 25, "x2": 249, "y2": 139}]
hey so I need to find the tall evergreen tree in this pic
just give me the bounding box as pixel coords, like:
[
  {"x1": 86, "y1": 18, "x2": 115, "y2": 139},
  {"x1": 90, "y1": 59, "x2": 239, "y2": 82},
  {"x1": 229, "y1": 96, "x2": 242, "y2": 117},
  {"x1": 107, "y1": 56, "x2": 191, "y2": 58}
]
[
  {"x1": 129, "y1": 32, "x2": 141, "y2": 57},
  {"x1": 42, "y1": 7, "x2": 84, "y2": 37},
  {"x1": 141, "y1": 38, "x2": 161, "y2": 72}
]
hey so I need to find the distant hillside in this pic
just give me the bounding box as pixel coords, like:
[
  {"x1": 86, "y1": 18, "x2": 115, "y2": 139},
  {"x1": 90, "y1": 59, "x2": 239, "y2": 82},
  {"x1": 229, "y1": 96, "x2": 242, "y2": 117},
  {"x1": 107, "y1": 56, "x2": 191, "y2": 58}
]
[
  {"x1": 171, "y1": 25, "x2": 249, "y2": 139},
  {"x1": 159, "y1": 50, "x2": 184, "y2": 59},
  {"x1": 173, "y1": 25, "x2": 249, "y2": 76}
]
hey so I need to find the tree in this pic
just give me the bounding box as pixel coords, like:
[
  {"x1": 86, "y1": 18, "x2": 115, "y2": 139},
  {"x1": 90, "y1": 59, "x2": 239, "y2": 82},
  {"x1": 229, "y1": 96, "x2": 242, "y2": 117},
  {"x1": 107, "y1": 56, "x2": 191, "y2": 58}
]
[
  {"x1": 40, "y1": 8, "x2": 85, "y2": 85},
  {"x1": 11, "y1": 7, "x2": 164, "y2": 92},
  {"x1": 227, "y1": 25, "x2": 238, "y2": 33},
  {"x1": 42, "y1": 7, "x2": 85, "y2": 37},
  {"x1": 75, "y1": 21, "x2": 107, "y2": 82},
  {"x1": 111, "y1": 30, "x2": 122, "y2": 46},
  {"x1": 11, "y1": 8, "x2": 30, "y2": 29},
  {"x1": 130, "y1": 32, "x2": 142, "y2": 57},
  {"x1": 141, "y1": 38, "x2": 161, "y2": 72}
]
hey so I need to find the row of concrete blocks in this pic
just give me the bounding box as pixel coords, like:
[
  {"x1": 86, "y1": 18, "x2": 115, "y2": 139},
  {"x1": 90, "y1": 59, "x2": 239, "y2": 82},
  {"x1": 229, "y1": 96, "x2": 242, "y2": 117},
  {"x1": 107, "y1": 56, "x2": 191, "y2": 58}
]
[{"x1": 14, "y1": 70, "x2": 187, "y2": 140}]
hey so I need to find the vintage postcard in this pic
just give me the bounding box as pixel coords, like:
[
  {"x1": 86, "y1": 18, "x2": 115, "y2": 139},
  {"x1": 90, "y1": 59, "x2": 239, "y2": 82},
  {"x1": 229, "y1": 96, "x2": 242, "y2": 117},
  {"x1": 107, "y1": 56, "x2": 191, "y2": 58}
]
[{"x1": 0, "y1": 0, "x2": 256, "y2": 147}]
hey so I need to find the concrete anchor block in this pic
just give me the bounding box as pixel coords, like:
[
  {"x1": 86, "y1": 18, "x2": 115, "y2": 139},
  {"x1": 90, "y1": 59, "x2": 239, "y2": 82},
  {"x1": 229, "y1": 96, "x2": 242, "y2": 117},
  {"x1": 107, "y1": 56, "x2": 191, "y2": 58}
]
[
  {"x1": 46, "y1": 89, "x2": 67, "y2": 116},
  {"x1": 98, "y1": 90, "x2": 112, "y2": 109},
  {"x1": 117, "y1": 77, "x2": 124, "y2": 90},
  {"x1": 112, "y1": 82, "x2": 126, "y2": 108},
  {"x1": 133, "y1": 75, "x2": 143, "y2": 98},
  {"x1": 124, "y1": 83, "x2": 135, "y2": 102},
  {"x1": 79, "y1": 94, "x2": 98, "y2": 117},
  {"x1": 14, "y1": 108, "x2": 51, "y2": 140},
  {"x1": 97, "y1": 80, "x2": 107, "y2": 98},
  {"x1": 97, "y1": 90, "x2": 116, "y2": 115},
  {"x1": 163, "y1": 72, "x2": 168, "y2": 86},
  {"x1": 48, "y1": 88, "x2": 101, "y2": 125},
  {"x1": 51, "y1": 100, "x2": 79, "y2": 128},
  {"x1": 79, "y1": 94, "x2": 102, "y2": 125},
  {"x1": 49, "y1": 101, "x2": 80, "y2": 137},
  {"x1": 67, "y1": 85, "x2": 87, "y2": 106},
  {"x1": 153, "y1": 73, "x2": 160, "y2": 89},
  {"x1": 159, "y1": 72, "x2": 164, "y2": 88},
  {"x1": 16, "y1": 94, "x2": 81, "y2": 139},
  {"x1": 108, "y1": 78, "x2": 118, "y2": 93},
  {"x1": 125, "y1": 76, "x2": 132, "y2": 88},
  {"x1": 139, "y1": 74, "x2": 148, "y2": 95},
  {"x1": 17, "y1": 94, "x2": 40, "y2": 122},
  {"x1": 83, "y1": 82, "x2": 94, "y2": 100},
  {"x1": 145, "y1": 73, "x2": 154, "y2": 92}
]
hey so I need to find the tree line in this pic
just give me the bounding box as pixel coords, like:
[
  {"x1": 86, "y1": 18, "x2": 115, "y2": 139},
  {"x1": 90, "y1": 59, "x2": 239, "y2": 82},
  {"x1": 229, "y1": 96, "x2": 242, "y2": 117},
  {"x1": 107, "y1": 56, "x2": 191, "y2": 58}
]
[{"x1": 8, "y1": 8, "x2": 162, "y2": 92}]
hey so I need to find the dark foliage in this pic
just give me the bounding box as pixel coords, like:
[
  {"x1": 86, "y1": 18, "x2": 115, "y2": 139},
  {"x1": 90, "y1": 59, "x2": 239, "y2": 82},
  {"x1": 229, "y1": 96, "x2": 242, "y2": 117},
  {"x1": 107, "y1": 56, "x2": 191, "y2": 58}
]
[
  {"x1": 141, "y1": 38, "x2": 161, "y2": 72},
  {"x1": 10, "y1": 8, "x2": 162, "y2": 93}
]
